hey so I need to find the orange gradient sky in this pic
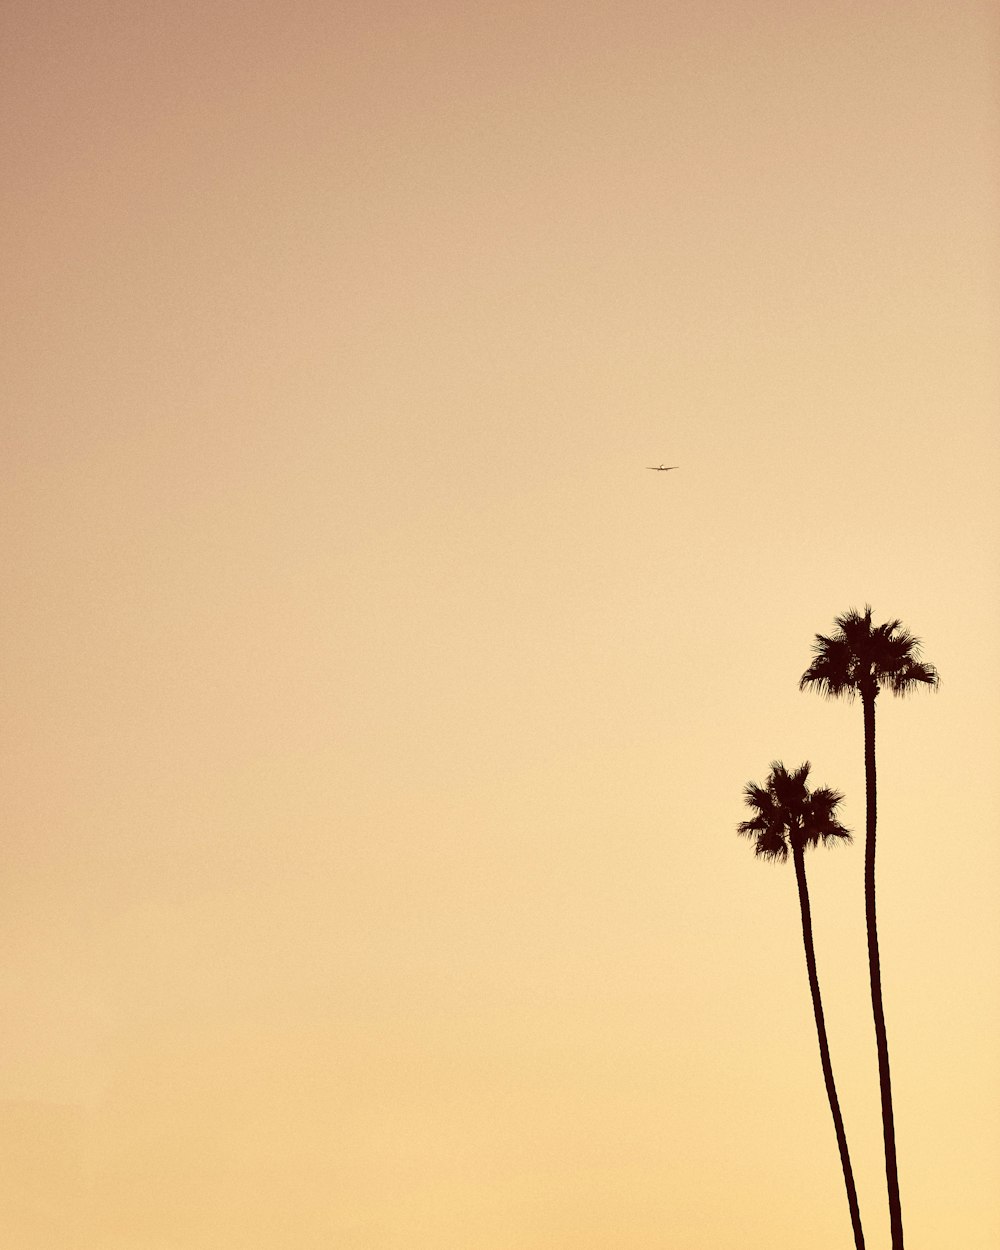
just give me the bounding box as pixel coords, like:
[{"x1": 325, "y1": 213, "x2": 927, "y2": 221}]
[{"x1": 2, "y1": 2, "x2": 998, "y2": 1246}]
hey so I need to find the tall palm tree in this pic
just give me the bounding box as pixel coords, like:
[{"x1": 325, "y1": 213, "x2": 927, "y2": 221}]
[
  {"x1": 800, "y1": 606, "x2": 939, "y2": 1250},
  {"x1": 738, "y1": 761, "x2": 865, "y2": 1250}
]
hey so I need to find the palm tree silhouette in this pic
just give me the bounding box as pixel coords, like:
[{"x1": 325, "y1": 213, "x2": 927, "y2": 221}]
[
  {"x1": 738, "y1": 761, "x2": 866, "y2": 1250},
  {"x1": 800, "y1": 606, "x2": 939, "y2": 1250}
]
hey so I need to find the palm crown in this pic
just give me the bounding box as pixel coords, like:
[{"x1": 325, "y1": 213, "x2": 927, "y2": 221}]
[
  {"x1": 799, "y1": 605, "x2": 939, "y2": 701},
  {"x1": 738, "y1": 760, "x2": 851, "y2": 862}
]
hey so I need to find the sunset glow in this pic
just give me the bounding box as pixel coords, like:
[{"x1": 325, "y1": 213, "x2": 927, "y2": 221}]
[{"x1": 2, "y1": 3, "x2": 998, "y2": 1246}]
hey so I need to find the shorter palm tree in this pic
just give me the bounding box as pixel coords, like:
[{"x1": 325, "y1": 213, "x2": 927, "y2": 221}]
[{"x1": 738, "y1": 761, "x2": 865, "y2": 1250}]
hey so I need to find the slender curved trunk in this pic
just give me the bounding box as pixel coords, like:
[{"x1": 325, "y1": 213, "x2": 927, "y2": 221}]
[
  {"x1": 792, "y1": 844, "x2": 866, "y2": 1250},
  {"x1": 864, "y1": 691, "x2": 904, "y2": 1249}
]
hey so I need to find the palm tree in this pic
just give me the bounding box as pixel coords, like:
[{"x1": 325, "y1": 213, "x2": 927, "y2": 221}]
[
  {"x1": 738, "y1": 761, "x2": 866, "y2": 1250},
  {"x1": 800, "y1": 606, "x2": 939, "y2": 1250}
]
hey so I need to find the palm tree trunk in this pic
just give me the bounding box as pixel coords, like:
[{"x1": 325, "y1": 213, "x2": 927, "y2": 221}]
[
  {"x1": 792, "y1": 844, "x2": 866, "y2": 1250},
  {"x1": 864, "y1": 691, "x2": 904, "y2": 1249}
]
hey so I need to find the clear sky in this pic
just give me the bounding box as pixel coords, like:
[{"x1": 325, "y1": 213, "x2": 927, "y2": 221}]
[{"x1": 2, "y1": 2, "x2": 998, "y2": 1246}]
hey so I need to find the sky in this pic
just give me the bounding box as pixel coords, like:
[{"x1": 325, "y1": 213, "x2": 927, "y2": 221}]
[{"x1": 2, "y1": 1, "x2": 998, "y2": 1246}]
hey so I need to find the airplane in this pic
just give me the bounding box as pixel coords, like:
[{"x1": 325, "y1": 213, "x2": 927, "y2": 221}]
[{"x1": 646, "y1": 464, "x2": 678, "y2": 471}]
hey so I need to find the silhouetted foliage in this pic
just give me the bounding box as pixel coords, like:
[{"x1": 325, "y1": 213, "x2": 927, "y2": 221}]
[
  {"x1": 738, "y1": 760, "x2": 851, "y2": 860},
  {"x1": 799, "y1": 605, "x2": 939, "y2": 703}
]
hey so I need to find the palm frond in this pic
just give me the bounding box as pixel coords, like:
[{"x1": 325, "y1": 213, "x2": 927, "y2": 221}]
[
  {"x1": 754, "y1": 826, "x2": 789, "y2": 861},
  {"x1": 770, "y1": 759, "x2": 810, "y2": 814},
  {"x1": 742, "y1": 780, "x2": 772, "y2": 809},
  {"x1": 810, "y1": 784, "x2": 847, "y2": 815},
  {"x1": 884, "y1": 656, "x2": 940, "y2": 696},
  {"x1": 799, "y1": 635, "x2": 859, "y2": 699},
  {"x1": 803, "y1": 784, "x2": 851, "y2": 849},
  {"x1": 737, "y1": 814, "x2": 767, "y2": 838}
]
